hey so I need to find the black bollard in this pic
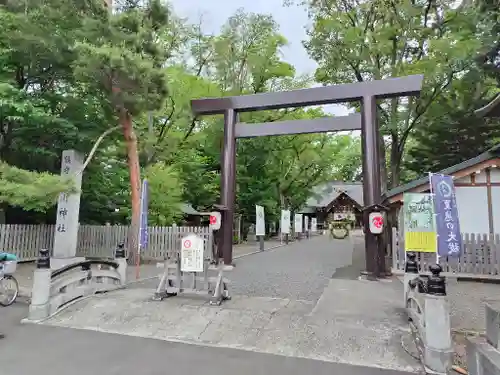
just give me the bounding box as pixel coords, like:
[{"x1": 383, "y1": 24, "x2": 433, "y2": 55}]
[
  {"x1": 405, "y1": 252, "x2": 418, "y2": 273},
  {"x1": 427, "y1": 264, "x2": 446, "y2": 296},
  {"x1": 417, "y1": 275, "x2": 429, "y2": 294},
  {"x1": 115, "y1": 243, "x2": 126, "y2": 259},
  {"x1": 37, "y1": 249, "x2": 51, "y2": 269}
]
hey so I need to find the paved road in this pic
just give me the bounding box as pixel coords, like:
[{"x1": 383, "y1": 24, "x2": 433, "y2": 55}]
[
  {"x1": 136, "y1": 234, "x2": 354, "y2": 302},
  {"x1": 0, "y1": 235, "x2": 420, "y2": 375},
  {"x1": 1, "y1": 303, "x2": 417, "y2": 375}
]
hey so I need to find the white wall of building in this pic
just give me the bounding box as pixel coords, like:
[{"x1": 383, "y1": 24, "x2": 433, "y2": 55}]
[
  {"x1": 455, "y1": 175, "x2": 471, "y2": 183},
  {"x1": 491, "y1": 186, "x2": 500, "y2": 234},
  {"x1": 455, "y1": 186, "x2": 490, "y2": 234},
  {"x1": 490, "y1": 168, "x2": 500, "y2": 183}
]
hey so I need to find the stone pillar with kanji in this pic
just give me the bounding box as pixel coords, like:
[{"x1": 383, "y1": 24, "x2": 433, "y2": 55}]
[{"x1": 52, "y1": 149, "x2": 85, "y2": 269}]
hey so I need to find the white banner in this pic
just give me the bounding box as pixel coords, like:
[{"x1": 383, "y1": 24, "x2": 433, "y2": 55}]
[
  {"x1": 256, "y1": 205, "x2": 266, "y2": 236},
  {"x1": 281, "y1": 210, "x2": 290, "y2": 234},
  {"x1": 304, "y1": 216, "x2": 309, "y2": 231},
  {"x1": 311, "y1": 218, "x2": 317, "y2": 232},
  {"x1": 294, "y1": 214, "x2": 303, "y2": 233}
]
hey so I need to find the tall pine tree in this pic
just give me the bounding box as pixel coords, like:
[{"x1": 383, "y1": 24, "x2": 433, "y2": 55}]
[{"x1": 407, "y1": 71, "x2": 500, "y2": 175}]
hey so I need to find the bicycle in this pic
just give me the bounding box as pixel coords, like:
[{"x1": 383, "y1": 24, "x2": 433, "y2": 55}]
[{"x1": 0, "y1": 253, "x2": 19, "y2": 307}]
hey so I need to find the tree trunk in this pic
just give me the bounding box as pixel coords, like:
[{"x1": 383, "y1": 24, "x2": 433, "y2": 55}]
[{"x1": 121, "y1": 110, "x2": 141, "y2": 266}]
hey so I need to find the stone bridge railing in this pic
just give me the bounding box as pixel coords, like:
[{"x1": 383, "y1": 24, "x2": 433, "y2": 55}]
[
  {"x1": 27, "y1": 246, "x2": 127, "y2": 322},
  {"x1": 404, "y1": 253, "x2": 453, "y2": 374},
  {"x1": 466, "y1": 302, "x2": 500, "y2": 375}
]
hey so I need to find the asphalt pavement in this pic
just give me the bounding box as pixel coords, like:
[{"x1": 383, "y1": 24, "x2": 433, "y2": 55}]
[
  {"x1": 0, "y1": 232, "x2": 419, "y2": 375},
  {"x1": 1, "y1": 303, "x2": 418, "y2": 375}
]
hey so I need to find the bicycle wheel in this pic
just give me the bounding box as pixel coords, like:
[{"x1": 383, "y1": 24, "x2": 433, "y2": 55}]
[{"x1": 0, "y1": 275, "x2": 19, "y2": 306}]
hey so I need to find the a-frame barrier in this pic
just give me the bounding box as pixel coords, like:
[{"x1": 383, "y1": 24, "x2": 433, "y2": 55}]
[{"x1": 191, "y1": 75, "x2": 423, "y2": 279}]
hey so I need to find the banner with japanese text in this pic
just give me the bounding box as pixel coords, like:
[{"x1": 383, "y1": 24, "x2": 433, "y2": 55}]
[
  {"x1": 403, "y1": 193, "x2": 437, "y2": 253},
  {"x1": 429, "y1": 174, "x2": 462, "y2": 257}
]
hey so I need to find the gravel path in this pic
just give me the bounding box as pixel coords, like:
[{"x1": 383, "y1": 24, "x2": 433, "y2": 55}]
[
  {"x1": 228, "y1": 234, "x2": 354, "y2": 301},
  {"x1": 134, "y1": 234, "x2": 355, "y2": 302}
]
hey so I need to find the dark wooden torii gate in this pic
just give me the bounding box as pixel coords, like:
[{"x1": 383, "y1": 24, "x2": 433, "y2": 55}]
[{"x1": 191, "y1": 75, "x2": 423, "y2": 279}]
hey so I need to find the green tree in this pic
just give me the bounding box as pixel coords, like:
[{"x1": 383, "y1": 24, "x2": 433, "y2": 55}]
[
  {"x1": 144, "y1": 162, "x2": 184, "y2": 225},
  {"x1": 182, "y1": 10, "x2": 363, "y2": 230},
  {"x1": 303, "y1": 0, "x2": 484, "y2": 188},
  {"x1": 407, "y1": 71, "x2": 500, "y2": 175},
  {"x1": 72, "y1": 0, "x2": 172, "y2": 258},
  {"x1": 0, "y1": 0, "x2": 107, "y2": 219},
  {"x1": 474, "y1": 0, "x2": 500, "y2": 85}
]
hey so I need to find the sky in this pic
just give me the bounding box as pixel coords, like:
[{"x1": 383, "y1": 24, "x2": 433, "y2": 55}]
[{"x1": 169, "y1": 0, "x2": 350, "y2": 116}]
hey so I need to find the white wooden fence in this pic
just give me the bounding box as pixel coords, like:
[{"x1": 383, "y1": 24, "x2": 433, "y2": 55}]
[
  {"x1": 0, "y1": 224, "x2": 212, "y2": 262},
  {"x1": 391, "y1": 227, "x2": 500, "y2": 276}
]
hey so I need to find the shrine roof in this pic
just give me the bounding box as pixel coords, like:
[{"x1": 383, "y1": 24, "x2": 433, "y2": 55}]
[
  {"x1": 180, "y1": 203, "x2": 200, "y2": 215},
  {"x1": 385, "y1": 144, "x2": 500, "y2": 203},
  {"x1": 475, "y1": 93, "x2": 500, "y2": 118},
  {"x1": 303, "y1": 181, "x2": 363, "y2": 209}
]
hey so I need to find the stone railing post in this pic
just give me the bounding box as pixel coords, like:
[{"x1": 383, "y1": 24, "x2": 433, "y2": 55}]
[
  {"x1": 422, "y1": 264, "x2": 453, "y2": 374},
  {"x1": 466, "y1": 301, "x2": 500, "y2": 375},
  {"x1": 404, "y1": 252, "x2": 419, "y2": 303},
  {"x1": 115, "y1": 243, "x2": 127, "y2": 285},
  {"x1": 28, "y1": 249, "x2": 52, "y2": 321}
]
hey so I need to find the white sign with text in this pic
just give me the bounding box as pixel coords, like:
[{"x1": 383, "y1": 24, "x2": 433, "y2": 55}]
[
  {"x1": 311, "y1": 218, "x2": 317, "y2": 232},
  {"x1": 180, "y1": 234, "x2": 204, "y2": 273},
  {"x1": 294, "y1": 214, "x2": 303, "y2": 233},
  {"x1": 280, "y1": 210, "x2": 291, "y2": 234},
  {"x1": 255, "y1": 205, "x2": 266, "y2": 236}
]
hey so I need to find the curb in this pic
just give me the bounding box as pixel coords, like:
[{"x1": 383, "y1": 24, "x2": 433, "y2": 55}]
[
  {"x1": 233, "y1": 243, "x2": 288, "y2": 260},
  {"x1": 392, "y1": 269, "x2": 500, "y2": 284}
]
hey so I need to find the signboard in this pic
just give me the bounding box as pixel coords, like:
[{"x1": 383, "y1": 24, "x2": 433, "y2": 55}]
[
  {"x1": 209, "y1": 211, "x2": 221, "y2": 231},
  {"x1": 294, "y1": 214, "x2": 303, "y2": 233},
  {"x1": 368, "y1": 212, "x2": 384, "y2": 234},
  {"x1": 138, "y1": 179, "x2": 149, "y2": 249},
  {"x1": 430, "y1": 174, "x2": 462, "y2": 257},
  {"x1": 180, "y1": 234, "x2": 204, "y2": 272},
  {"x1": 311, "y1": 218, "x2": 317, "y2": 232},
  {"x1": 281, "y1": 210, "x2": 290, "y2": 234},
  {"x1": 333, "y1": 212, "x2": 355, "y2": 221},
  {"x1": 255, "y1": 205, "x2": 265, "y2": 236},
  {"x1": 304, "y1": 216, "x2": 309, "y2": 231},
  {"x1": 403, "y1": 193, "x2": 437, "y2": 253}
]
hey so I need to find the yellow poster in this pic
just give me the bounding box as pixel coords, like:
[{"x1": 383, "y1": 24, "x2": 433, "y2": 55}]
[
  {"x1": 403, "y1": 193, "x2": 437, "y2": 253},
  {"x1": 404, "y1": 231, "x2": 437, "y2": 253}
]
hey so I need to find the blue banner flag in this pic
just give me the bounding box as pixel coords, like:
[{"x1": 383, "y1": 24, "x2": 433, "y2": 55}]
[
  {"x1": 429, "y1": 174, "x2": 462, "y2": 257},
  {"x1": 139, "y1": 179, "x2": 149, "y2": 248}
]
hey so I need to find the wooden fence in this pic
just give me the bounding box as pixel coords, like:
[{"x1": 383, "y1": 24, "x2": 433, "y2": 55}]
[
  {"x1": 0, "y1": 224, "x2": 212, "y2": 262},
  {"x1": 391, "y1": 227, "x2": 500, "y2": 276}
]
